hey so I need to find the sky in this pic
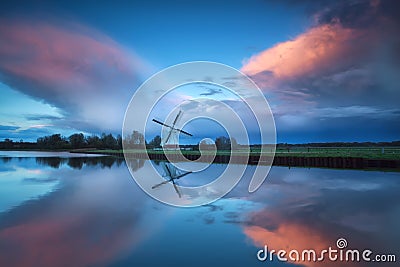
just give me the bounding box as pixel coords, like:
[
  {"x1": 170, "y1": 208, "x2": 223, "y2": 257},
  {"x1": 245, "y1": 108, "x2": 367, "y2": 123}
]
[{"x1": 0, "y1": 0, "x2": 399, "y2": 143}]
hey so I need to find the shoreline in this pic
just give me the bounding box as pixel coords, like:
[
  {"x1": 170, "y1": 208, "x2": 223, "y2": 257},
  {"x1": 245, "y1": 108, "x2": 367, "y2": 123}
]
[
  {"x1": 76, "y1": 150, "x2": 400, "y2": 171},
  {"x1": 1, "y1": 149, "x2": 399, "y2": 170}
]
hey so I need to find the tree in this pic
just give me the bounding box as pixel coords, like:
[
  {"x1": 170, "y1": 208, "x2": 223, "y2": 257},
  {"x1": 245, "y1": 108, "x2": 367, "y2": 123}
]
[
  {"x1": 148, "y1": 135, "x2": 161, "y2": 149},
  {"x1": 124, "y1": 130, "x2": 145, "y2": 148},
  {"x1": 2, "y1": 138, "x2": 13, "y2": 149},
  {"x1": 37, "y1": 134, "x2": 67, "y2": 149},
  {"x1": 69, "y1": 133, "x2": 85, "y2": 148},
  {"x1": 86, "y1": 135, "x2": 101, "y2": 148},
  {"x1": 215, "y1": 136, "x2": 231, "y2": 150},
  {"x1": 116, "y1": 134, "x2": 122, "y2": 150},
  {"x1": 132, "y1": 131, "x2": 145, "y2": 145},
  {"x1": 100, "y1": 133, "x2": 117, "y2": 149}
]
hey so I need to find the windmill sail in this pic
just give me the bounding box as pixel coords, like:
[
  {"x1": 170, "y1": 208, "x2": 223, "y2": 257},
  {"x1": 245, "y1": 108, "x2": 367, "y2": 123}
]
[{"x1": 152, "y1": 110, "x2": 192, "y2": 150}]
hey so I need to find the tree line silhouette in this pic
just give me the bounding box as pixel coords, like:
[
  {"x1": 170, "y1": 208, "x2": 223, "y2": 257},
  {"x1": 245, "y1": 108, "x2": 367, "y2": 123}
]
[
  {"x1": 0, "y1": 131, "x2": 161, "y2": 150},
  {"x1": 0, "y1": 133, "x2": 123, "y2": 150},
  {"x1": 0, "y1": 132, "x2": 239, "y2": 151},
  {"x1": 1, "y1": 132, "x2": 399, "y2": 150}
]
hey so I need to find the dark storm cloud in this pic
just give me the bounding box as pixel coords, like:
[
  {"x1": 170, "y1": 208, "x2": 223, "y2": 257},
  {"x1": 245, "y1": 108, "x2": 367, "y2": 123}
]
[
  {"x1": 315, "y1": 0, "x2": 400, "y2": 27},
  {"x1": 24, "y1": 114, "x2": 62, "y2": 121},
  {"x1": 0, "y1": 126, "x2": 52, "y2": 141},
  {"x1": 199, "y1": 88, "x2": 222, "y2": 96},
  {"x1": 0, "y1": 125, "x2": 19, "y2": 131}
]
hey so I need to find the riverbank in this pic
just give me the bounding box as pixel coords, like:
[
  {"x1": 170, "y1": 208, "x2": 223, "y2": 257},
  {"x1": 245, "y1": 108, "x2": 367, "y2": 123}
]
[
  {"x1": 73, "y1": 149, "x2": 400, "y2": 171},
  {"x1": 2, "y1": 148, "x2": 399, "y2": 170}
]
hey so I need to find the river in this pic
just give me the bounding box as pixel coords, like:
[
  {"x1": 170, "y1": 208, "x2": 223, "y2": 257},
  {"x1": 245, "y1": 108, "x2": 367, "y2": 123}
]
[{"x1": 0, "y1": 151, "x2": 398, "y2": 267}]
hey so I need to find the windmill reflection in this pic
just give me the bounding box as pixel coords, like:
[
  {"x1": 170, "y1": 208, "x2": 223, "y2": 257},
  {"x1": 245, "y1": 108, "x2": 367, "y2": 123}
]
[{"x1": 152, "y1": 162, "x2": 192, "y2": 198}]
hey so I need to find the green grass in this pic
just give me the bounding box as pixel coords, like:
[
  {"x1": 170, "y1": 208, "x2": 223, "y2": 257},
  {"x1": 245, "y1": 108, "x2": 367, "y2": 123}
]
[
  {"x1": 82, "y1": 147, "x2": 400, "y2": 160},
  {"x1": 272, "y1": 147, "x2": 400, "y2": 160}
]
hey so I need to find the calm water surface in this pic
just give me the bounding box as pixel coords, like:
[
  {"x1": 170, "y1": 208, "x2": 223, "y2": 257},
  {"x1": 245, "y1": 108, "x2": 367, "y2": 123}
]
[{"x1": 0, "y1": 151, "x2": 399, "y2": 267}]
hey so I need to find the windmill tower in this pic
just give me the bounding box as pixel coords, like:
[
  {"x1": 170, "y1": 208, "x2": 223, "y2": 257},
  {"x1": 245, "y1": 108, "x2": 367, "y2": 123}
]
[{"x1": 152, "y1": 110, "x2": 192, "y2": 150}]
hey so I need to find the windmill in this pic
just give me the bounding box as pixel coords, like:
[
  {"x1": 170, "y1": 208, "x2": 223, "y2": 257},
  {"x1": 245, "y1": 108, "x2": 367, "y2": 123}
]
[
  {"x1": 151, "y1": 162, "x2": 192, "y2": 198},
  {"x1": 152, "y1": 110, "x2": 192, "y2": 150}
]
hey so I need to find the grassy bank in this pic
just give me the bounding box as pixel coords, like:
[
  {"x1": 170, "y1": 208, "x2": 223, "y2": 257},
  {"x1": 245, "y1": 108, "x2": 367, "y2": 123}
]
[{"x1": 79, "y1": 147, "x2": 400, "y2": 160}]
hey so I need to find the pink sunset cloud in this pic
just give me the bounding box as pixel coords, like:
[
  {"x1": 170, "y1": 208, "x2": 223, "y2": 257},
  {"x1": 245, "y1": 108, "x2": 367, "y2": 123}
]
[
  {"x1": 0, "y1": 20, "x2": 142, "y2": 89},
  {"x1": 240, "y1": 0, "x2": 395, "y2": 86},
  {"x1": 241, "y1": 23, "x2": 362, "y2": 82},
  {"x1": 0, "y1": 19, "x2": 150, "y2": 132},
  {"x1": 239, "y1": 0, "x2": 400, "y2": 134}
]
